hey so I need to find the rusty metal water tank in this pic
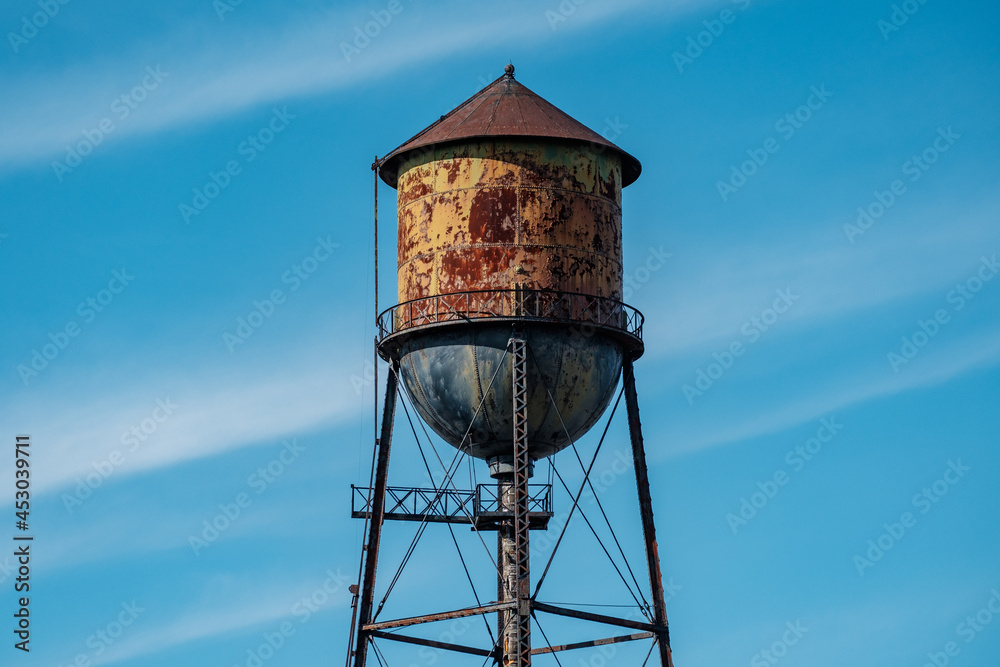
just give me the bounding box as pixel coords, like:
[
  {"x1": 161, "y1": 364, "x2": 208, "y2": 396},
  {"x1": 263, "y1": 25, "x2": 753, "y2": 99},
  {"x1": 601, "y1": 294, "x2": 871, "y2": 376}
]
[{"x1": 377, "y1": 66, "x2": 643, "y2": 473}]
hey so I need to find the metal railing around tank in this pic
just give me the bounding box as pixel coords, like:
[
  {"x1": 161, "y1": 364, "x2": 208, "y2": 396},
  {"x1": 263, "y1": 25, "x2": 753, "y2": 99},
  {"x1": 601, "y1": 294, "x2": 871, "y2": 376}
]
[{"x1": 376, "y1": 288, "x2": 643, "y2": 343}]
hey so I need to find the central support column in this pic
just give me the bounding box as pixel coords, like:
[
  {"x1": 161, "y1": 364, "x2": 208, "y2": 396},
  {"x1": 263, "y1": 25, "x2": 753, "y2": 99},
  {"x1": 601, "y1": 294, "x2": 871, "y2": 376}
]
[
  {"x1": 496, "y1": 474, "x2": 518, "y2": 664},
  {"x1": 495, "y1": 330, "x2": 532, "y2": 666}
]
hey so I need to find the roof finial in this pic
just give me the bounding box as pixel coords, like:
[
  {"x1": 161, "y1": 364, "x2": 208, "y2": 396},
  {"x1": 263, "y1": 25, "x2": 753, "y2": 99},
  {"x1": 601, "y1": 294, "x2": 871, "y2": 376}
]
[{"x1": 504, "y1": 63, "x2": 515, "y2": 78}]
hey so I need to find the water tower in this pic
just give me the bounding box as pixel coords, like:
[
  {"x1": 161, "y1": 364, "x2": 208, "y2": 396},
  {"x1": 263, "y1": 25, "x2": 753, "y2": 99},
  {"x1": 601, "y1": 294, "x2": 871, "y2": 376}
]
[{"x1": 347, "y1": 65, "x2": 674, "y2": 667}]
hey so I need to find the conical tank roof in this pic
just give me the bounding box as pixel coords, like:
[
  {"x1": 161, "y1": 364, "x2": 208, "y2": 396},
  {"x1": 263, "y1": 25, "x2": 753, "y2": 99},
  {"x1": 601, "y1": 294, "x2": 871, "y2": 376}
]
[{"x1": 378, "y1": 65, "x2": 642, "y2": 187}]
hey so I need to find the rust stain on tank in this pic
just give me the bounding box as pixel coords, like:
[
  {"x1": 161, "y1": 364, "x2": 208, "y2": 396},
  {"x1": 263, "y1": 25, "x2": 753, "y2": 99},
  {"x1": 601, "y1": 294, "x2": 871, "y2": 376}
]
[
  {"x1": 445, "y1": 159, "x2": 461, "y2": 185},
  {"x1": 468, "y1": 188, "x2": 517, "y2": 245},
  {"x1": 394, "y1": 139, "x2": 625, "y2": 314},
  {"x1": 439, "y1": 246, "x2": 518, "y2": 293}
]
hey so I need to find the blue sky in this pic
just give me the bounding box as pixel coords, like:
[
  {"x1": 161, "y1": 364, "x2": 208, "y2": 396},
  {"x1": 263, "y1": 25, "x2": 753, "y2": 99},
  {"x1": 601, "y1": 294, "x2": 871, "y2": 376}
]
[{"x1": 1, "y1": 0, "x2": 998, "y2": 665}]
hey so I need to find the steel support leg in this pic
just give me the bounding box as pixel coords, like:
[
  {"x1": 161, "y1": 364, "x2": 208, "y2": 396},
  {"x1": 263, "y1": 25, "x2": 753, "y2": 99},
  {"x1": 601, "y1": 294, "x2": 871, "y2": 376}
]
[
  {"x1": 623, "y1": 358, "x2": 674, "y2": 667},
  {"x1": 353, "y1": 365, "x2": 399, "y2": 667},
  {"x1": 498, "y1": 331, "x2": 532, "y2": 666}
]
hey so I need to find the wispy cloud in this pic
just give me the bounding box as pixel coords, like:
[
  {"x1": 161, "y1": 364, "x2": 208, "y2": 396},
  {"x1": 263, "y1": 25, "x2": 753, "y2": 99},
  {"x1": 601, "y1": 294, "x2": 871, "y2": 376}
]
[
  {"x1": 0, "y1": 0, "x2": 700, "y2": 171},
  {"x1": 91, "y1": 572, "x2": 349, "y2": 666},
  {"x1": 657, "y1": 324, "x2": 1000, "y2": 459},
  {"x1": 643, "y1": 196, "x2": 1000, "y2": 359},
  {"x1": 2, "y1": 342, "x2": 364, "y2": 497},
  {"x1": 92, "y1": 603, "x2": 284, "y2": 666},
  {"x1": 637, "y1": 192, "x2": 1000, "y2": 456}
]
